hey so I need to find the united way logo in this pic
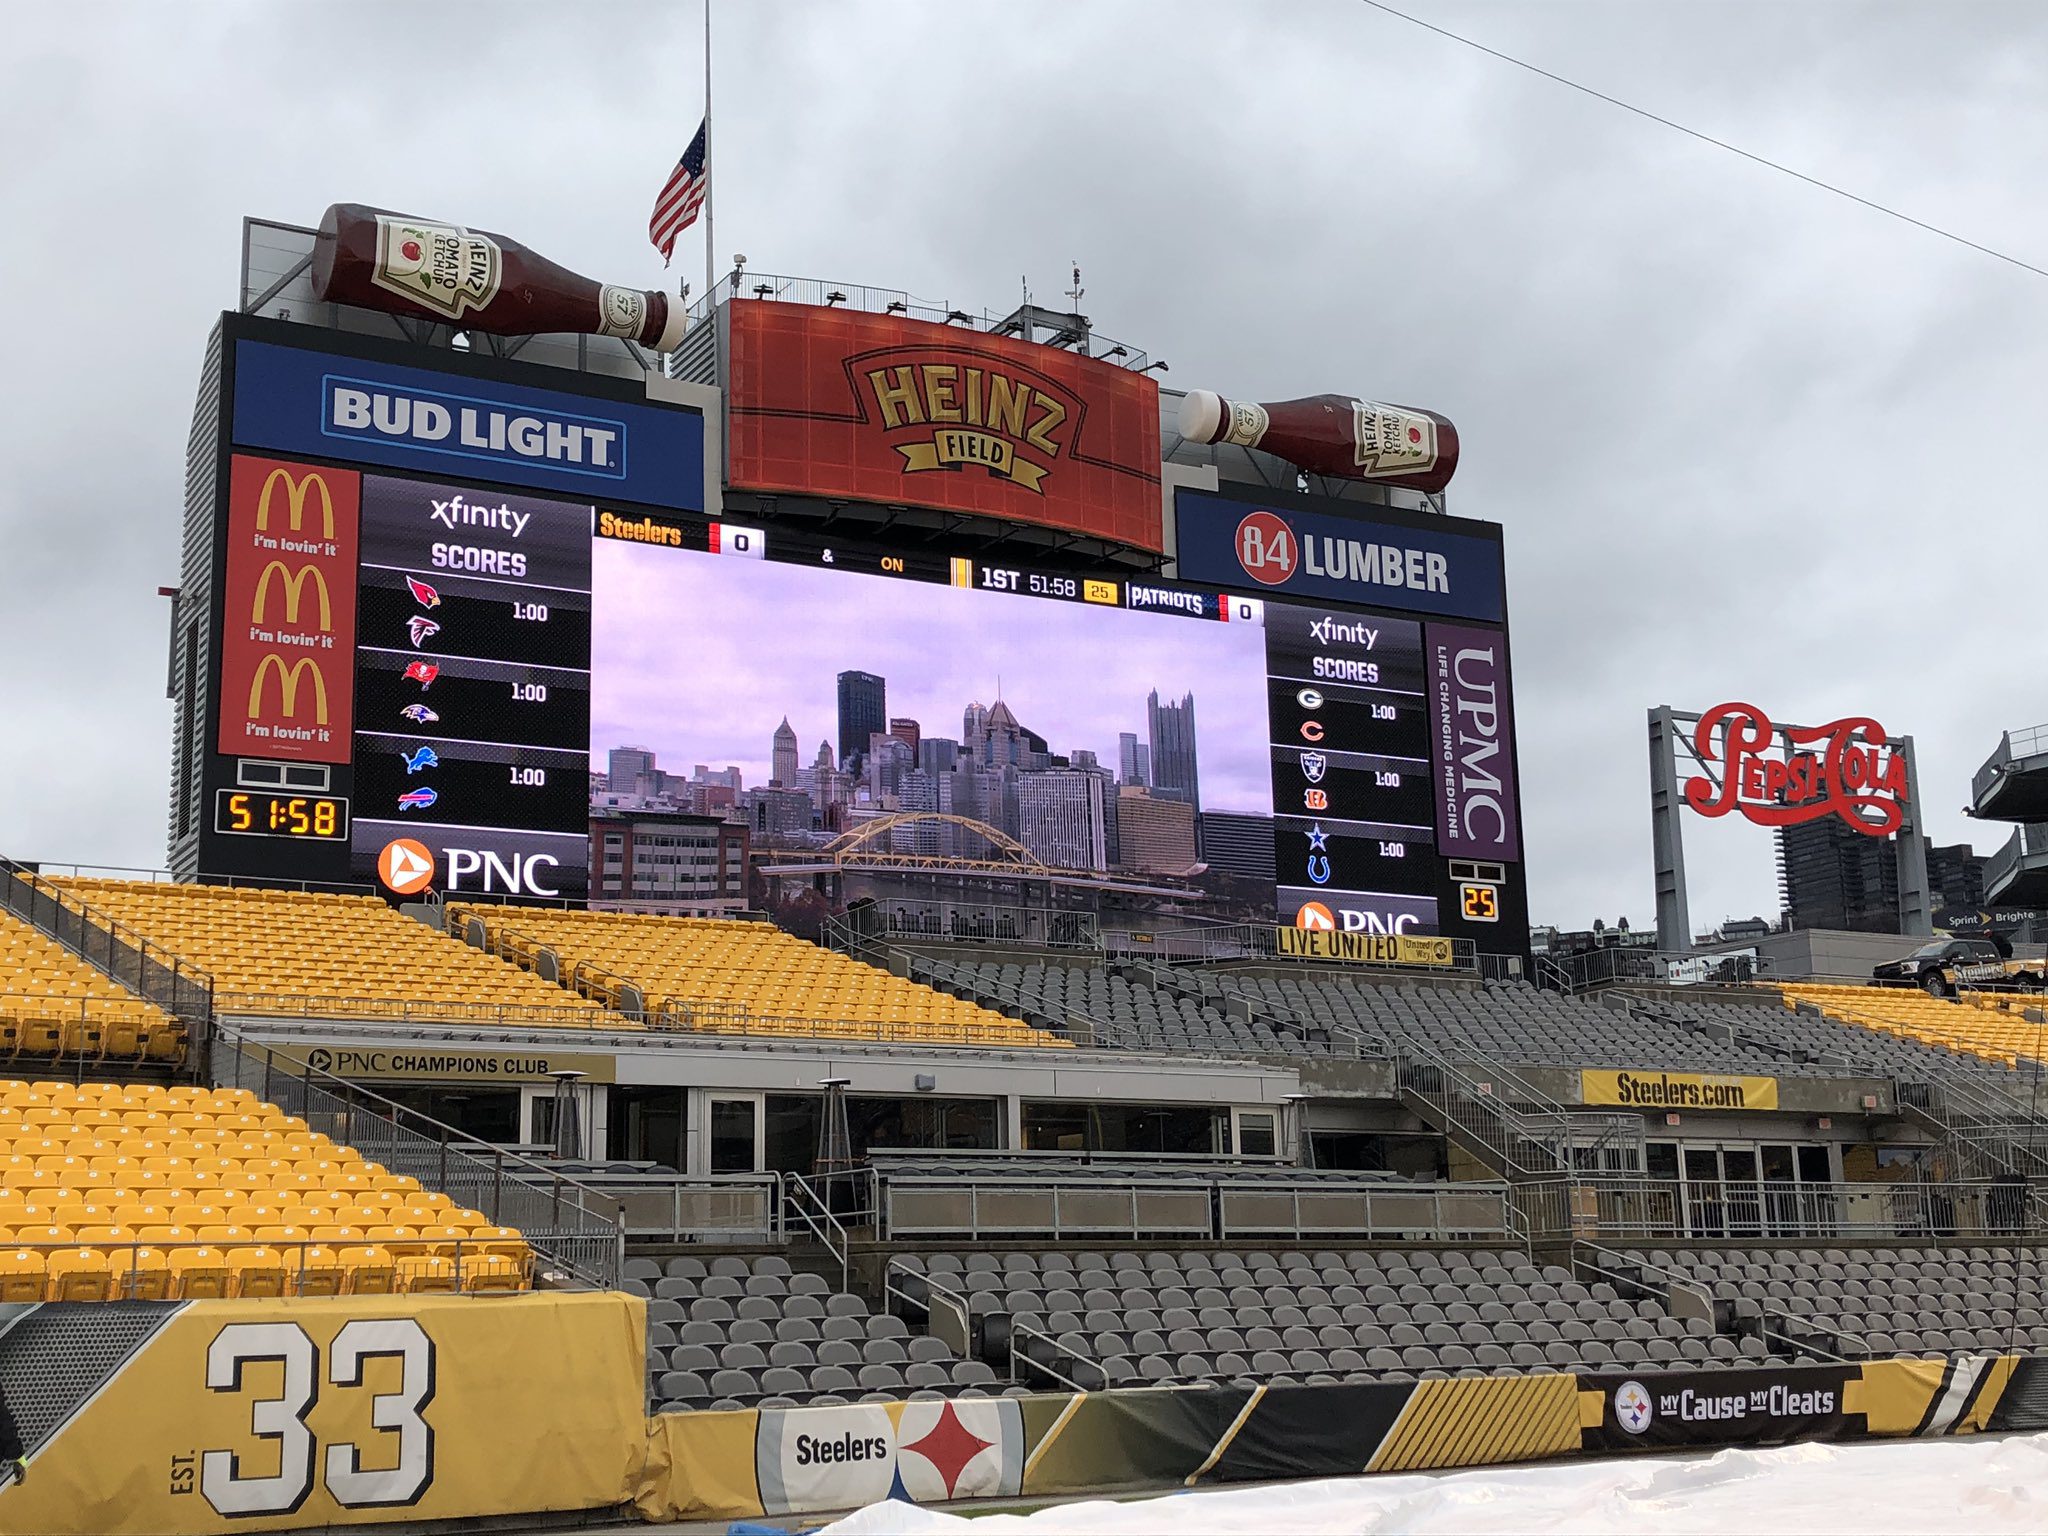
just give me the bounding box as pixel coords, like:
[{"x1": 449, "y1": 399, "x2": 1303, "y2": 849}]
[{"x1": 1613, "y1": 1379, "x2": 1654, "y2": 1435}]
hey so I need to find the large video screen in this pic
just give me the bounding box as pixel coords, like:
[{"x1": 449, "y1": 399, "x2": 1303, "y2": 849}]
[{"x1": 202, "y1": 456, "x2": 1522, "y2": 947}]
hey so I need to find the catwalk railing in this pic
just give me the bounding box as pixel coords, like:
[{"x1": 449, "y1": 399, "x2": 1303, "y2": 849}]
[
  {"x1": 216, "y1": 1032, "x2": 624, "y2": 1288},
  {"x1": 1519, "y1": 1176, "x2": 2048, "y2": 1243}
]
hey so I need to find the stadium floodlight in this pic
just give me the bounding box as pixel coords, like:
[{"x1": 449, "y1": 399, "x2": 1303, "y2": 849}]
[
  {"x1": 945, "y1": 309, "x2": 973, "y2": 325},
  {"x1": 1103, "y1": 344, "x2": 1128, "y2": 360},
  {"x1": 825, "y1": 290, "x2": 847, "y2": 306},
  {"x1": 1141, "y1": 359, "x2": 1169, "y2": 374},
  {"x1": 885, "y1": 300, "x2": 909, "y2": 314}
]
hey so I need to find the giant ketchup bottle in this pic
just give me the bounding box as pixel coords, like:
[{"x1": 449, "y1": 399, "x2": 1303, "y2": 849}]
[
  {"x1": 1177, "y1": 390, "x2": 1460, "y2": 493},
  {"x1": 312, "y1": 202, "x2": 687, "y2": 351}
]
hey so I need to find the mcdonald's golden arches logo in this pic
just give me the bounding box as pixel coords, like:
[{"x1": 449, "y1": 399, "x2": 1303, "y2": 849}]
[
  {"x1": 247, "y1": 653, "x2": 329, "y2": 724},
  {"x1": 254, "y1": 466, "x2": 338, "y2": 537},
  {"x1": 250, "y1": 561, "x2": 333, "y2": 629}
]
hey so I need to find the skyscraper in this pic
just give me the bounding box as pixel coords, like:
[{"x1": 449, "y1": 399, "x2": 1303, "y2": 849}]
[
  {"x1": 1147, "y1": 691, "x2": 1200, "y2": 814},
  {"x1": 1118, "y1": 731, "x2": 1151, "y2": 787},
  {"x1": 1017, "y1": 770, "x2": 1108, "y2": 872},
  {"x1": 1115, "y1": 786, "x2": 1199, "y2": 875},
  {"x1": 1777, "y1": 821, "x2": 1901, "y2": 933},
  {"x1": 771, "y1": 717, "x2": 799, "y2": 788},
  {"x1": 837, "y1": 671, "x2": 886, "y2": 771},
  {"x1": 608, "y1": 745, "x2": 656, "y2": 794}
]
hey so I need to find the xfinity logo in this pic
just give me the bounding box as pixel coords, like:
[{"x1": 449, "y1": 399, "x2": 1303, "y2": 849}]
[
  {"x1": 1309, "y1": 617, "x2": 1379, "y2": 648},
  {"x1": 446, "y1": 849, "x2": 561, "y2": 896},
  {"x1": 430, "y1": 493, "x2": 531, "y2": 537}
]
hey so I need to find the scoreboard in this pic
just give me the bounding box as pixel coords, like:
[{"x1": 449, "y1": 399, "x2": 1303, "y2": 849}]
[{"x1": 177, "y1": 316, "x2": 1526, "y2": 955}]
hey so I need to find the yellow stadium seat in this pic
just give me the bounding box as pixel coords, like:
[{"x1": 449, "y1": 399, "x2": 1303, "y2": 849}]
[
  {"x1": 228, "y1": 1246, "x2": 288, "y2": 1298},
  {"x1": 169, "y1": 1246, "x2": 231, "y2": 1299},
  {"x1": 109, "y1": 1245, "x2": 172, "y2": 1300},
  {"x1": 341, "y1": 1245, "x2": 396, "y2": 1294},
  {"x1": 47, "y1": 1247, "x2": 112, "y2": 1301},
  {"x1": 0, "y1": 1248, "x2": 47, "y2": 1302}
]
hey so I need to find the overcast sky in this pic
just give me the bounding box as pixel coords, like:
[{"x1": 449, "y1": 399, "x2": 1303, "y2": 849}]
[{"x1": 3, "y1": 1, "x2": 2042, "y2": 930}]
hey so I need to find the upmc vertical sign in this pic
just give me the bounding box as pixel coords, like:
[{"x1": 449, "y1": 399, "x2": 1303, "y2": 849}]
[
  {"x1": 1426, "y1": 623, "x2": 1520, "y2": 861},
  {"x1": 216, "y1": 455, "x2": 360, "y2": 762}
]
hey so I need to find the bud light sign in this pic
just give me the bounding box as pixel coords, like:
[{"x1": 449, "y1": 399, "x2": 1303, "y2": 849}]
[
  {"x1": 1173, "y1": 488, "x2": 1503, "y2": 621},
  {"x1": 1428, "y1": 623, "x2": 1520, "y2": 861},
  {"x1": 230, "y1": 335, "x2": 705, "y2": 510}
]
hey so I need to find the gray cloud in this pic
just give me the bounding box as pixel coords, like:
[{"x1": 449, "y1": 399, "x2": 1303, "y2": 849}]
[{"x1": 3, "y1": 0, "x2": 2041, "y2": 931}]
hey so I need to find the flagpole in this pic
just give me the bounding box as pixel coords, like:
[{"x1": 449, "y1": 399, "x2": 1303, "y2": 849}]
[{"x1": 703, "y1": 0, "x2": 715, "y2": 308}]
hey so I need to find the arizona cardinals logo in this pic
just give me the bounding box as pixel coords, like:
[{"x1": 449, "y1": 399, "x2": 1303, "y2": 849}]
[
  {"x1": 403, "y1": 661, "x2": 438, "y2": 689},
  {"x1": 406, "y1": 576, "x2": 441, "y2": 608},
  {"x1": 408, "y1": 616, "x2": 441, "y2": 648}
]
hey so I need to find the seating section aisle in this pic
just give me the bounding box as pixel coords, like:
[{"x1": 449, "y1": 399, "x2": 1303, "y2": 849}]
[
  {"x1": 1781, "y1": 984, "x2": 2048, "y2": 1070},
  {"x1": 0, "y1": 910, "x2": 182, "y2": 1062},
  {"x1": 457, "y1": 908, "x2": 1065, "y2": 1048},
  {"x1": 50, "y1": 879, "x2": 618, "y2": 1027},
  {"x1": 918, "y1": 958, "x2": 1346, "y2": 1057},
  {"x1": 1635, "y1": 992, "x2": 2030, "y2": 1087},
  {"x1": 632, "y1": 1254, "x2": 998, "y2": 1409},
  {"x1": 1638, "y1": 1246, "x2": 2048, "y2": 1359},
  {"x1": 896, "y1": 1248, "x2": 1763, "y2": 1389},
  {"x1": 0, "y1": 1079, "x2": 529, "y2": 1298}
]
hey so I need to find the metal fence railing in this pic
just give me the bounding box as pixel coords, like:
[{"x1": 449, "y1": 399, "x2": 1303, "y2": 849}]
[
  {"x1": 676, "y1": 271, "x2": 1154, "y2": 372},
  {"x1": 570, "y1": 1172, "x2": 783, "y2": 1244},
  {"x1": 0, "y1": 1236, "x2": 531, "y2": 1300},
  {"x1": 1972, "y1": 723, "x2": 2048, "y2": 807},
  {"x1": 213, "y1": 993, "x2": 618, "y2": 1029},
  {"x1": 0, "y1": 991, "x2": 185, "y2": 1068},
  {"x1": 1, "y1": 860, "x2": 215, "y2": 1070},
  {"x1": 1517, "y1": 1177, "x2": 2048, "y2": 1243},
  {"x1": 214, "y1": 1032, "x2": 624, "y2": 1288},
  {"x1": 863, "y1": 903, "x2": 1103, "y2": 951}
]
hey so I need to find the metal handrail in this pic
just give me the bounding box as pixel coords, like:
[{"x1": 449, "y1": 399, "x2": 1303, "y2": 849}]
[
  {"x1": 1576, "y1": 1240, "x2": 1863, "y2": 1364},
  {"x1": 1, "y1": 862, "x2": 216, "y2": 1068},
  {"x1": 677, "y1": 270, "x2": 1154, "y2": 371},
  {"x1": 0, "y1": 1234, "x2": 531, "y2": 1296},
  {"x1": 213, "y1": 992, "x2": 623, "y2": 1027},
  {"x1": 883, "y1": 1258, "x2": 977, "y2": 1365},
  {"x1": 1521, "y1": 1175, "x2": 2048, "y2": 1242},
  {"x1": 784, "y1": 1170, "x2": 863, "y2": 1293},
  {"x1": 213, "y1": 1029, "x2": 625, "y2": 1288},
  {"x1": 1006, "y1": 1317, "x2": 1096, "y2": 1393}
]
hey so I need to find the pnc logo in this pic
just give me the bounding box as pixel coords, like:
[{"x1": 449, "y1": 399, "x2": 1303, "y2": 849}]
[
  {"x1": 378, "y1": 838, "x2": 435, "y2": 896},
  {"x1": 251, "y1": 562, "x2": 333, "y2": 629},
  {"x1": 1234, "y1": 510, "x2": 1297, "y2": 586},
  {"x1": 1295, "y1": 901, "x2": 1337, "y2": 931},
  {"x1": 248, "y1": 654, "x2": 328, "y2": 724},
  {"x1": 254, "y1": 468, "x2": 338, "y2": 538},
  {"x1": 861, "y1": 347, "x2": 1078, "y2": 495},
  {"x1": 446, "y1": 849, "x2": 561, "y2": 897}
]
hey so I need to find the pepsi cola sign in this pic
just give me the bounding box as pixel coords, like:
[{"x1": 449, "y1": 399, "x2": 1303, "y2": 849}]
[
  {"x1": 1683, "y1": 703, "x2": 1909, "y2": 837},
  {"x1": 1173, "y1": 488, "x2": 1503, "y2": 622}
]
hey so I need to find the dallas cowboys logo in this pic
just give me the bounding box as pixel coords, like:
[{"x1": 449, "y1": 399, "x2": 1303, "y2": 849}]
[{"x1": 1307, "y1": 824, "x2": 1329, "y2": 852}]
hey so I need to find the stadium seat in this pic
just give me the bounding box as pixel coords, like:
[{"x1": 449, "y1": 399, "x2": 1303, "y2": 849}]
[{"x1": 447, "y1": 906, "x2": 1066, "y2": 1049}]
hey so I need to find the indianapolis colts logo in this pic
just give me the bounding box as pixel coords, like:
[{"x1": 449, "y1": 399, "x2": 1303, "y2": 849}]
[{"x1": 1306, "y1": 855, "x2": 1331, "y2": 885}]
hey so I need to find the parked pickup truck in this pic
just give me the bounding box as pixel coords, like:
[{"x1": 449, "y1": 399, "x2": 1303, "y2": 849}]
[{"x1": 1872, "y1": 937, "x2": 2045, "y2": 997}]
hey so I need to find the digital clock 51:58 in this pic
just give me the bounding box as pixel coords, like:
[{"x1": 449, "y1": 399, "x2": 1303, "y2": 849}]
[{"x1": 216, "y1": 791, "x2": 348, "y2": 840}]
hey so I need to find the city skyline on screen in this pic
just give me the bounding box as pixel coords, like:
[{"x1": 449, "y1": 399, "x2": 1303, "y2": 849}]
[{"x1": 589, "y1": 543, "x2": 1275, "y2": 814}]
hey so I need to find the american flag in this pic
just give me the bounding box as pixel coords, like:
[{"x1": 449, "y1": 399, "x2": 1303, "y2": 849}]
[{"x1": 649, "y1": 120, "x2": 709, "y2": 265}]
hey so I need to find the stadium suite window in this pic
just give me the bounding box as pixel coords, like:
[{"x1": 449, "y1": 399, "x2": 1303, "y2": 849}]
[{"x1": 1022, "y1": 1102, "x2": 1226, "y2": 1155}]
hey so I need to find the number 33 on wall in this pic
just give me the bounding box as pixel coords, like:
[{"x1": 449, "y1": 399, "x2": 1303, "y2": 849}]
[{"x1": 198, "y1": 1319, "x2": 435, "y2": 1517}]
